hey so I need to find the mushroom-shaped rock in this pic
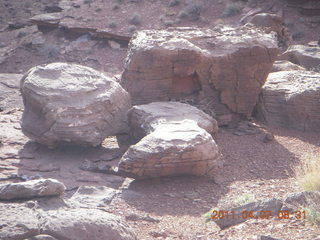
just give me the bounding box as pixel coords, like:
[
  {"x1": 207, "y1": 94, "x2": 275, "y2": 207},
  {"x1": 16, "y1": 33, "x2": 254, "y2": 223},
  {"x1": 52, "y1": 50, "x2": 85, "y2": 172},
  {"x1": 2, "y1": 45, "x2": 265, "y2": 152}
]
[
  {"x1": 256, "y1": 70, "x2": 320, "y2": 132},
  {"x1": 118, "y1": 102, "x2": 220, "y2": 179},
  {"x1": 20, "y1": 63, "x2": 131, "y2": 147},
  {"x1": 121, "y1": 26, "x2": 279, "y2": 125}
]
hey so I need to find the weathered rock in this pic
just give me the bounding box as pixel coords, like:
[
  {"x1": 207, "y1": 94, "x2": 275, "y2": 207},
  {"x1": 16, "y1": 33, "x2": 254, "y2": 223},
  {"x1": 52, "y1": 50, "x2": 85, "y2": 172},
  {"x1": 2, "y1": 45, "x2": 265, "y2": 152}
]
[
  {"x1": 248, "y1": 13, "x2": 291, "y2": 48},
  {"x1": 212, "y1": 198, "x2": 283, "y2": 229},
  {"x1": 0, "y1": 178, "x2": 66, "y2": 200},
  {"x1": 27, "y1": 235, "x2": 59, "y2": 240},
  {"x1": 20, "y1": 63, "x2": 131, "y2": 147},
  {"x1": 0, "y1": 73, "x2": 23, "y2": 111},
  {"x1": 271, "y1": 60, "x2": 306, "y2": 72},
  {"x1": 278, "y1": 45, "x2": 320, "y2": 69},
  {"x1": 256, "y1": 70, "x2": 320, "y2": 132},
  {"x1": 121, "y1": 26, "x2": 279, "y2": 125},
  {"x1": 0, "y1": 203, "x2": 40, "y2": 240},
  {"x1": 259, "y1": 236, "x2": 282, "y2": 240},
  {"x1": 127, "y1": 101, "x2": 218, "y2": 141},
  {"x1": 30, "y1": 13, "x2": 63, "y2": 27},
  {"x1": 68, "y1": 185, "x2": 117, "y2": 208},
  {"x1": 38, "y1": 208, "x2": 137, "y2": 240},
  {"x1": 118, "y1": 102, "x2": 220, "y2": 179},
  {"x1": 283, "y1": 191, "x2": 320, "y2": 211}
]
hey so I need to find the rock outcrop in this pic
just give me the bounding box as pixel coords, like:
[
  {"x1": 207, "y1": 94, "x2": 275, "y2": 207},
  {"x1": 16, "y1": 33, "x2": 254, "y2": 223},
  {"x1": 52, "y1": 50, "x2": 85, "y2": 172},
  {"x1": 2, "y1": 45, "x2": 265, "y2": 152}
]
[
  {"x1": 118, "y1": 102, "x2": 220, "y2": 179},
  {"x1": 271, "y1": 60, "x2": 306, "y2": 73},
  {"x1": 278, "y1": 45, "x2": 320, "y2": 70},
  {"x1": 0, "y1": 73, "x2": 23, "y2": 111},
  {"x1": 255, "y1": 70, "x2": 320, "y2": 132},
  {"x1": 0, "y1": 202, "x2": 136, "y2": 240},
  {"x1": 248, "y1": 13, "x2": 291, "y2": 48},
  {"x1": 20, "y1": 63, "x2": 131, "y2": 148},
  {"x1": 0, "y1": 178, "x2": 66, "y2": 200},
  {"x1": 121, "y1": 26, "x2": 279, "y2": 125}
]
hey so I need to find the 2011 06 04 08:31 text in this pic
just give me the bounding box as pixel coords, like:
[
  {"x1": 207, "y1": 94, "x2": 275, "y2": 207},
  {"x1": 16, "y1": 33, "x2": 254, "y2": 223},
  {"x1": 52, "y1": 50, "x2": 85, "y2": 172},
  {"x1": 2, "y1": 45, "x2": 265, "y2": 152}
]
[{"x1": 211, "y1": 210, "x2": 306, "y2": 220}]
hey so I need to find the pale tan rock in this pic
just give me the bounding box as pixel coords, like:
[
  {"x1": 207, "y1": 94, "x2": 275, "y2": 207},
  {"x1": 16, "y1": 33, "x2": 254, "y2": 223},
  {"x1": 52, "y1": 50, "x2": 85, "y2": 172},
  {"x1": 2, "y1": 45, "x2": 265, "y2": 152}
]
[
  {"x1": 271, "y1": 60, "x2": 306, "y2": 72},
  {"x1": 121, "y1": 26, "x2": 279, "y2": 125},
  {"x1": 256, "y1": 70, "x2": 320, "y2": 132},
  {"x1": 20, "y1": 63, "x2": 131, "y2": 148},
  {"x1": 278, "y1": 45, "x2": 320, "y2": 69},
  {"x1": 0, "y1": 178, "x2": 66, "y2": 200},
  {"x1": 118, "y1": 102, "x2": 220, "y2": 179}
]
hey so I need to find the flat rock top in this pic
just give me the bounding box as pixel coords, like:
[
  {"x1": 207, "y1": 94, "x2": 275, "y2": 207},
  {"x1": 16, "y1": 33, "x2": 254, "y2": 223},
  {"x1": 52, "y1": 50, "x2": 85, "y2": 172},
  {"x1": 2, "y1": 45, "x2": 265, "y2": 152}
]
[
  {"x1": 264, "y1": 70, "x2": 320, "y2": 95},
  {"x1": 21, "y1": 62, "x2": 113, "y2": 95},
  {"x1": 131, "y1": 25, "x2": 278, "y2": 54},
  {"x1": 286, "y1": 45, "x2": 320, "y2": 57}
]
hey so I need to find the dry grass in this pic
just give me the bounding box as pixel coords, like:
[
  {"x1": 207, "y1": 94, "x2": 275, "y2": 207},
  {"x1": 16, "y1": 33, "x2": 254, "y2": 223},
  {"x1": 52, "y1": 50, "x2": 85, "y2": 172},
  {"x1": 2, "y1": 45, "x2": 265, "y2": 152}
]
[{"x1": 294, "y1": 153, "x2": 320, "y2": 191}]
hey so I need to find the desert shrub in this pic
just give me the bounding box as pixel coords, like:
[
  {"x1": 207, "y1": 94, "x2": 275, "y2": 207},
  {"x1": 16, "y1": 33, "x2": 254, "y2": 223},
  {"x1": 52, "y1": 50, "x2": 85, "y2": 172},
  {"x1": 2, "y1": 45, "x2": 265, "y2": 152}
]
[
  {"x1": 223, "y1": 2, "x2": 243, "y2": 17},
  {"x1": 108, "y1": 22, "x2": 117, "y2": 28},
  {"x1": 304, "y1": 205, "x2": 320, "y2": 225},
  {"x1": 129, "y1": 14, "x2": 141, "y2": 25},
  {"x1": 112, "y1": 3, "x2": 120, "y2": 10},
  {"x1": 128, "y1": 25, "x2": 137, "y2": 33},
  {"x1": 168, "y1": 0, "x2": 180, "y2": 7},
  {"x1": 186, "y1": 3, "x2": 202, "y2": 21},
  {"x1": 234, "y1": 193, "x2": 255, "y2": 206},
  {"x1": 294, "y1": 153, "x2": 320, "y2": 191},
  {"x1": 178, "y1": 10, "x2": 188, "y2": 19},
  {"x1": 83, "y1": 0, "x2": 92, "y2": 4}
]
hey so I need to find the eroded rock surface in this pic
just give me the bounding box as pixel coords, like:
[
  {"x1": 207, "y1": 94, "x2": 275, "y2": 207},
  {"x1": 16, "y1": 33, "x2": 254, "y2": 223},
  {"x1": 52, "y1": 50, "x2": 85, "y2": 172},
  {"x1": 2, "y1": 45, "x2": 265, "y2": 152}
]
[
  {"x1": 278, "y1": 45, "x2": 320, "y2": 69},
  {"x1": 121, "y1": 26, "x2": 279, "y2": 125},
  {"x1": 20, "y1": 62, "x2": 131, "y2": 148},
  {"x1": 0, "y1": 73, "x2": 23, "y2": 111},
  {"x1": 0, "y1": 178, "x2": 66, "y2": 200},
  {"x1": 118, "y1": 102, "x2": 220, "y2": 179},
  {"x1": 271, "y1": 60, "x2": 306, "y2": 73},
  {"x1": 256, "y1": 70, "x2": 320, "y2": 132}
]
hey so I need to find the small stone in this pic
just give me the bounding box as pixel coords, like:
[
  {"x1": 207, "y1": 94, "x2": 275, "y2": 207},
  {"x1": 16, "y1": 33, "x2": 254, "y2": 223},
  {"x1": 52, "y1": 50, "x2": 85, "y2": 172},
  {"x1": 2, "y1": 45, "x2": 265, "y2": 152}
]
[{"x1": 263, "y1": 132, "x2": 274, "y2": 143}]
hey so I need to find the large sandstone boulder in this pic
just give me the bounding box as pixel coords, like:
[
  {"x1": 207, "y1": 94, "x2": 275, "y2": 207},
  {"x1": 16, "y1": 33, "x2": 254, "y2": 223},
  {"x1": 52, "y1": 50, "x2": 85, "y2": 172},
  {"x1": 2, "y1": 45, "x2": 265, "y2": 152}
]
[
  {"x1": 255, "y1": 70, "x2": 320, "y2": 131},
  {"x1": 118, "y1": 102, "x2": 220, "y2": 179},
  {"x1": 278, "y1": 45, "x2": 320, "y2": 69},
  {"x1": 121, "y1": 26, "x2": 279, "y2": 125},
  {"x1": 20, "y1": 63, "x2": 131, "y2": 147}
]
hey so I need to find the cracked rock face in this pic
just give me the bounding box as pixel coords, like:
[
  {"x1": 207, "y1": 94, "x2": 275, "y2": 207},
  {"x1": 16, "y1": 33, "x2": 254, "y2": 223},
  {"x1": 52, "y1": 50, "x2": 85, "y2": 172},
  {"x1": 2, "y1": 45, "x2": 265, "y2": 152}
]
[
  {"x1": 20, "y1": 63, "x2": 131, "y2": 148},
  {"x1": 255, "y1": 70, "x2": 320, "y2": 132},
  {"x1": 118, "y1": 102, "x2": 220, "y2": 179},
  {"x1": 121, "y1": 26, "x2": 279, "y2": 125}
]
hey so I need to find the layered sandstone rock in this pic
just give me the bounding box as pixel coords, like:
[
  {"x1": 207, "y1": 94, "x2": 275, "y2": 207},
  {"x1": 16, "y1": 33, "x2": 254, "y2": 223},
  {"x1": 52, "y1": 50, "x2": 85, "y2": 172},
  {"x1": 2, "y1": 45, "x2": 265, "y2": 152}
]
[
  {"x1": 118, "y1": 102, "x2": 220, "y2": 179},
  {"x1": 121, "y1": 26, "x2": 279, "y2": 125},
  {"x1": 256, "y1": 70, "x2": 320, "y2": 132},
  {"x1": 0, "y1": 73, "x2": 23, "y2": 111},
  {"x1": 20, "y1": 63, "x2": 131, "y2": 148},
  {"x1": 278, "y1": 45, "x2": 320, "y2": 69},
  {"x1": 271, "y1": 60, "x2": 306, "y2": 73}
]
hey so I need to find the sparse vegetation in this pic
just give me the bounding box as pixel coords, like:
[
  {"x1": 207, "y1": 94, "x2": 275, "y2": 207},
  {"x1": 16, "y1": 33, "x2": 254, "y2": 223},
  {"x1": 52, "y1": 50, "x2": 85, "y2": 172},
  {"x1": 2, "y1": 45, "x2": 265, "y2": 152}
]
[
  {"x1": 234, "y1": 193, "x2": 255, "y2": 206},
  {"x1": 128, "y1": 25, "x2": 137, "y2": 33},
  {"x1": 83, "y1": 0, "x2": 92, "y2": 4},
  {"x1": 222, "y1": 1, "x2": 243, "y2": 17},
  {"x1": 168, "y1": 0, "x2": 180, "y2": 7},
  {"x1": 178, "y1": 10, "x2": 188, "y2": 19},
  {"x1": 294, "y1": 153, "x2": 320, "y2": 191},
  {"x1": 304, "y1": 205, "x2": 320, "y2": 225},
  {"x1": 16, "y1": 31, "x2": 28, "y2": 38},
  {"x1": 112, "y1": 3, "x2": 120, "y2": 10},
  {"x1": 108, "y1": 22, "x2": 117, "y2": 28},
  {"x1": 129, "y1": 14, "x2": 141, "y2": 25}
]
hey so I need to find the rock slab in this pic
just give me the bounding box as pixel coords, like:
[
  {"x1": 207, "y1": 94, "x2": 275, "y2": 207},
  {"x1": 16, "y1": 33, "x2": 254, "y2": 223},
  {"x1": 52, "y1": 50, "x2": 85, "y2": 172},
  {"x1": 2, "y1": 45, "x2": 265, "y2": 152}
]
[
  {"x1": 0, "y1": 178, "x2": 66, "y2": 200},
  {"x1": 118, "y1": 102, "x2": 220, "y2": 179},
  {"x1": 256, "y1": 70, "x2": 320, "y2": 132},
  {"x1": 20, "y1": 63, "x2": 131, "y2": 147},
  {"x1": 121, "y1": 26, "x2": 279, "y2": 125}
]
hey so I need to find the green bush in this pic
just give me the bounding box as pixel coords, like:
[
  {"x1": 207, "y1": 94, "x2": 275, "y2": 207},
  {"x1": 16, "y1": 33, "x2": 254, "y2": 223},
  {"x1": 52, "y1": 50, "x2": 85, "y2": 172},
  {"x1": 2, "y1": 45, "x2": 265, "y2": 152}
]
[
  {"x1": 223, "y1": 2, "x2": 243, "y2": 17},
  {"x1": 129, "y1": 14, "x2": 141, "y2": 25}
]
